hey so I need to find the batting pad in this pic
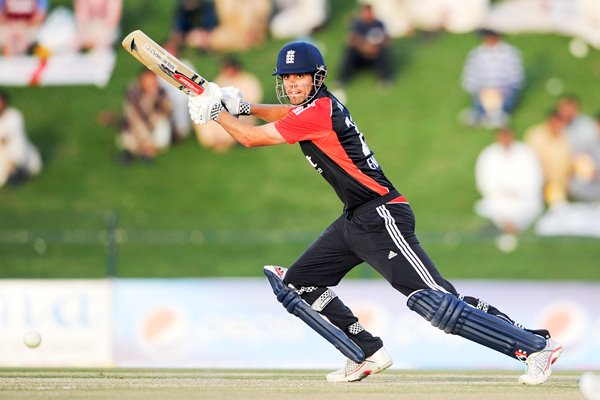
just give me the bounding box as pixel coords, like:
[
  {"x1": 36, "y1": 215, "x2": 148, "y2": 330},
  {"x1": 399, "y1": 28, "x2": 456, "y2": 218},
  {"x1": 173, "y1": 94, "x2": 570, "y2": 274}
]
[
  {"x1": 407, "y1": 289, "x2": 547, "y2": 361},
  {"x1": 264, "y1": 266, "x2": 366, "y2": 363}
]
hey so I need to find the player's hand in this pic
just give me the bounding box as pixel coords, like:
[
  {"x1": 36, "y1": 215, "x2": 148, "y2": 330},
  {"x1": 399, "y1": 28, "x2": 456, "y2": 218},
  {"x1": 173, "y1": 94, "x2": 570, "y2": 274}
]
[
  {"x1": 188, "y1": 82, "x2": 224, "y2": 125},
  {"x1": 221, "y1": 86, "x2": 251, "y2": 116}
]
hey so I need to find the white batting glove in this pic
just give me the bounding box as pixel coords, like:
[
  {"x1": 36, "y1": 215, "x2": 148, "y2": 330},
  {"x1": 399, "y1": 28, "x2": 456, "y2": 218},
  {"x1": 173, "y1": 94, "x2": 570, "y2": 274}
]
[
  {"x1": 221, "y1": 86, "x2": 252, "y2": 116},
  {"x1": 188, "y1": 82, "x2": 224, "y2": 125}
]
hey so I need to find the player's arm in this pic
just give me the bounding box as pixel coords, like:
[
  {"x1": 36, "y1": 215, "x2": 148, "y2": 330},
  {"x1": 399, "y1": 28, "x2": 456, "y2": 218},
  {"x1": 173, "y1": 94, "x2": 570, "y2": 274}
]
[
  {"x1": 188, "y1": 83, "x2": 289, "y2": 147},
  {"x1": 220, "y1": 86, "x2": 291, "y2": 122},
  {"x1": 248, "y1": 103, "x2": 292, "y2": 123},
  {"x1": 216, "y1": 111, "x2": 286, "y2": 148}
]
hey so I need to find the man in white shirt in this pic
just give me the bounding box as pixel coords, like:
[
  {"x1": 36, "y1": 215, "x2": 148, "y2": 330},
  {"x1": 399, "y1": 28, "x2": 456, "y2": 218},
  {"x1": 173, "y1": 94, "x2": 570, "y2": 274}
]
[
  {"x1": 0, "y1": 90, "x2": 42, "y2": 186},
  {"x1": 475, "y1": 127, "x2": 544, "y2": 250}
]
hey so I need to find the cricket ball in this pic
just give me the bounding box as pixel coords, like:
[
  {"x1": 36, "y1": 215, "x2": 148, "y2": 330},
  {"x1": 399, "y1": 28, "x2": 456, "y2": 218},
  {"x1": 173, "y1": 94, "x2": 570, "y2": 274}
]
[{"x1": 23, "y1": 330, "x2": 42, "y2": 348}]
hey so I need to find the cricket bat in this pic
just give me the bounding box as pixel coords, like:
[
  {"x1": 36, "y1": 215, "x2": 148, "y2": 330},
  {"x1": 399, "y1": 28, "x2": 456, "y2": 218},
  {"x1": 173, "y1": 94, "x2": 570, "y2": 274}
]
[{"x1": 121, "y1": 30, "x2": 207, "y2": 97}]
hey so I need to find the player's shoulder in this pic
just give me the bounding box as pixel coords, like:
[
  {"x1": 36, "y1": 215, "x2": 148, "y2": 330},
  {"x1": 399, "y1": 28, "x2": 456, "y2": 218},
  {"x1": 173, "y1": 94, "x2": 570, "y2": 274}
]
[{"x1": 291, "y1": 96, "x2": 332, "y2": 117}]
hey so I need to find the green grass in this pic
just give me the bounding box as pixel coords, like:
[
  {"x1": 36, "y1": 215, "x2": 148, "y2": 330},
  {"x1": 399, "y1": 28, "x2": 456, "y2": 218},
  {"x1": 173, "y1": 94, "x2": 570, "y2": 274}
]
[
  {"x1": 1, "y1": 1, "x2": 600, "y2": 278},
  {"x1": 0, "y1": 369, "x2": 585, "y2": 400}
]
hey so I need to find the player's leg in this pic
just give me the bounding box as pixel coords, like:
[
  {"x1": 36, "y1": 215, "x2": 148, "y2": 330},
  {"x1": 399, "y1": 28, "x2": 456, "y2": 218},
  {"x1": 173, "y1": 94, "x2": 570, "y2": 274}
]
[
  {"x1": 277, "y1": 216, "x2": 392, "y2": 381},
  {"x1": 351, "y1": 202, "x2": 561, "y2": 384}
]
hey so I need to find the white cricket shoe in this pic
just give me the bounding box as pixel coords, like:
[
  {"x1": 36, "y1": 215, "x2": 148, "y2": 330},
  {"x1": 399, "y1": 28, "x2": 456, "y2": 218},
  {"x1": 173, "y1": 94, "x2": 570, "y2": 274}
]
[
  {"x1": 518, "y1": 338, "x2": 563, "y2": 385},
  {"x1": 326, "y1": 347, "x2": 392, "y2": 383}
]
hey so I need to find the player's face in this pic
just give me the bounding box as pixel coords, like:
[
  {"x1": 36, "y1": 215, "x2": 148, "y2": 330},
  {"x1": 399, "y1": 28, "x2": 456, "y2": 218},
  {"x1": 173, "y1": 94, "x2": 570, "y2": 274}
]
[{"x1": 282, "y1": 73, "x2": 314, "y2": 105}]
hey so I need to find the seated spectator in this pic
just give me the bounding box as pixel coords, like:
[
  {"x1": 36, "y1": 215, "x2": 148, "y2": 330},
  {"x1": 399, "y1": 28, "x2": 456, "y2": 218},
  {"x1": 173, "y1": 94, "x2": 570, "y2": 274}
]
[
  {"x1": 117, "y1": 69, "x2": 174, "y2": 163},
  {"x1": 269, "y1": 0, "x2": 328, "y2": 39},
  {"x1": 524, "y1": 109, "x2": 571, "y2": 206},
  {"x1": 474, "y1": 127, "x2": 544, "y2": 252},
  {"x1": 556, "y1": 94, "x2": 599, "y2": 154},
  {"x1": 186, "y1": 0, "x2": 271, "y2": 52},
  {"x1": 337, "y1": 3, "x2": 393, "y2": 88},
  {"x1": 460, "y1": 29, "x2": 524, "y2": 129},
  {"x1": 194, "y1": 55, "x2": 262, "y2": 152},
  {"x1": 569, "y1": 111, "x2": 600, "y2": 202},
  {"x1": 74, "y1": 0, "x2": 123, "y2": 51},
  {"x1": 169, "y1": 0, "x2": 218, "y2": 52},
  {"x1": 0, "y1": 0, "x2": 48, "y2": 56},
  {"x1": 0, "y1": 90, "x2": 42, "y2": 187}
]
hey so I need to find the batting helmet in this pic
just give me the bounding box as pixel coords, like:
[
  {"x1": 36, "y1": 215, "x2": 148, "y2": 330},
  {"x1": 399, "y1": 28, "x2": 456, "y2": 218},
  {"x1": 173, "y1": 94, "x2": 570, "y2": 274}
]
[{"x1": 272, "y1": 41, "x2": 326, "y2": 76}]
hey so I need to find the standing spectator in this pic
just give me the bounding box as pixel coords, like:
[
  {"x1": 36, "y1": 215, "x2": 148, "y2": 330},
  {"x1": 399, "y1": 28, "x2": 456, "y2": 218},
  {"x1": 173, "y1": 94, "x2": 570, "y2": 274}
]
[
  {"x1": 194, "y1": 55, "x2": 262, "y2": 152},
  {"x1": 0, "y1": 0, "x2": 48, "y2": 56},
  {"x1": 569, "y1": 111, "x2": 600, "y2": 202},
  {"x1": 337, "y1": 3, "x2": 393, "y2": 88},
  {"x1": 74, "y1": 0, "x2": 123, "y2": 51},
  {"x1": 474, "y1": 127, "x2": 544, "y2": 252},
  {"x1": 524, "y1": 110, "x2": 571, "y2": 206},
  {"x1": 170, "y1": 0, "x2": 218, "y2": 51},
  {"x1": 0, "y1": 90, "x2": 42, "y2": 187},
  {"x1": 117, "y1": 69, "x2": 174, "y2": 163},
  {"x1": 460, "y1": 29, "x2": 524, "y2": 128}
]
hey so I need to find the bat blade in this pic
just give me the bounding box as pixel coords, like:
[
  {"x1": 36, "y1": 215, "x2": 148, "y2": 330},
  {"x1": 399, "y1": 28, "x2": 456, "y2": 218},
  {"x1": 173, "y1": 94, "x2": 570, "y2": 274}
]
[{"x1": 121, "y1": 30, "x2": 207, "y2": 96}]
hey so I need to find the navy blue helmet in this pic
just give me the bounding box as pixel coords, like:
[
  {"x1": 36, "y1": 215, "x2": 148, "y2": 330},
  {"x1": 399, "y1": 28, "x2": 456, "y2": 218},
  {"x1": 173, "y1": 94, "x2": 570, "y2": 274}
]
[{"x1": 273, "y1": 41, "x2": 326, "y2": 76}]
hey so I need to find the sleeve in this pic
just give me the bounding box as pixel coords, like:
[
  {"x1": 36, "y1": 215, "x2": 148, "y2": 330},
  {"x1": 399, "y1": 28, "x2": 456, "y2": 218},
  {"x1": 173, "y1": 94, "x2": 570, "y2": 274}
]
[{"x1": 274, "y1": 99, "x2": 333, "y2": 144}]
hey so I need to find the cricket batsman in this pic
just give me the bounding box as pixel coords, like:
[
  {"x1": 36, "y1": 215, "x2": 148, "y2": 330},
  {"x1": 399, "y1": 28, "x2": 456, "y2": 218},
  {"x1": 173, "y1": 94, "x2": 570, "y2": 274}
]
[{"x1": 187, "y1": 41, "x2": 562, "y2": 384}]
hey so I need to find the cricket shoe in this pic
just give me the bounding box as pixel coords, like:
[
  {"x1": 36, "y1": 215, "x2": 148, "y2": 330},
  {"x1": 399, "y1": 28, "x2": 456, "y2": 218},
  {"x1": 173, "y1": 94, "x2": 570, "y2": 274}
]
[
  {"x1": 518, "y1": 338, "x2": 563, "y2": 385},
  {"x1": 326, "y1": 347, "x2": 392, "y2": 383}
]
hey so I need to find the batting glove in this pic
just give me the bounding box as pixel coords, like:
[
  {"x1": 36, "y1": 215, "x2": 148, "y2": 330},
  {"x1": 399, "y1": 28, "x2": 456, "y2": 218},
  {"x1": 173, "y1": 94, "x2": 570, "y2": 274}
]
[
  {"x1": 188, "y1": 82, "x2": 224, "y2": 125},
  {"x1": 221, "y1": 86, "x2": 251, "y2": 116}
]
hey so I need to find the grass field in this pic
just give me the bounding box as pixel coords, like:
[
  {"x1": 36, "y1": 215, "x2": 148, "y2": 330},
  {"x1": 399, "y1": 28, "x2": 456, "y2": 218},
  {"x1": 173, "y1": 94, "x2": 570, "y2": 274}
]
[
  {"x1": 0, "y1": 369, "x2": 585, "y2": 400},
  {"x1": 1, "y1": 0, "x2": 600, "y2": 279}
]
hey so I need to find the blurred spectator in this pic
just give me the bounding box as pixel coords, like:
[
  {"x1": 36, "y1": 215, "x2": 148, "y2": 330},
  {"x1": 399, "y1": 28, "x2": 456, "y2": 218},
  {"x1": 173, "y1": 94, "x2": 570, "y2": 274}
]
[
  {"x1": 186, "y1": 0, "x2": 271, "y2": 52},
  {"x1": 568, "y1": 112, "x2": 600, "y2": 202},
  {"x1": 0, "y1": 90, "x2": 42, "y2": 187},
  {"x1": 460, "y1": 29, "x2": 524, "y2": 129},
  {"x1": 170, "y1": 0, "x2": 218, "y2": 51},
  {"x1": 36, "y1": 5, "x2": 78, "y2": 56},
  {"x1": 269, "y1": 0, "x2": 328, "y2": 39},
  {"x1": 194, "y1": 55, "x2": 262, "y2": 152},
  {"x1": 524, "y1": 109, "x2": 571, "y2": 206},
  {"x1": 0, "y1": 0, "x2": 49, "y2": 56},
  {"x1": 484, "y1": 0, "x2": 600, "y2": 51},
  {"x1": 409, "y1": 0, "x2": 490, "y2": 34},
  {"x1": 74, "y1": 0, "x2": 122, "y2": 51},
  {"x1": 474, "y1": 127, "x2": 544, "y2": 252},
  {"x1": 363, "y1": 0, "x2": 412, "y2": 39},
  {"x1": 117, "y1": 69, "x2": 174, "y2": 163},
  {"x1": 337, "y1": 3, "x2": 393, "y2": 88},
  {"x1": 556, "y1": 95, "x2": 599, "y2": 154}
]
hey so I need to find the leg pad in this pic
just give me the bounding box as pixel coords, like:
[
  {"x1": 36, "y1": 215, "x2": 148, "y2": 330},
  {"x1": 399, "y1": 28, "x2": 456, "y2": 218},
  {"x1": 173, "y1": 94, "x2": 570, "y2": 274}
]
[
  {"x1": 407, "y1": 289, "x2": 546, "y2": 361},
  {"x1": 264, "y1": 266, "x2": 366, "y2": 363}
]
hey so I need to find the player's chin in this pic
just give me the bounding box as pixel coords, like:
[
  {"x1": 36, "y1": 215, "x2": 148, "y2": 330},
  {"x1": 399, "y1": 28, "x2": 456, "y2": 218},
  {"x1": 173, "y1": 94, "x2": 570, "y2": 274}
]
[{"x1": 289, "y1": 95, "x2": 307, "y2": 105}]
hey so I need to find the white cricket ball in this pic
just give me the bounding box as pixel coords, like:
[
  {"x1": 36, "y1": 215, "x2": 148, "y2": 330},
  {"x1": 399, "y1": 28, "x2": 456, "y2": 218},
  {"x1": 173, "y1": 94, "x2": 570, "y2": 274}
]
[{"x1": 23, "y1": 330, "x2": 42, "y2": 348}]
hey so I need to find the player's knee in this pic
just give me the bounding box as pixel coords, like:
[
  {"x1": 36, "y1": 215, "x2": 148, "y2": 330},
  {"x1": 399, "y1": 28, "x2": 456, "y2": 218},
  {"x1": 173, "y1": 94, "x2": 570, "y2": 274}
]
[{"x1": 407, "y1": 289, "x2": 465, "y2": 334}]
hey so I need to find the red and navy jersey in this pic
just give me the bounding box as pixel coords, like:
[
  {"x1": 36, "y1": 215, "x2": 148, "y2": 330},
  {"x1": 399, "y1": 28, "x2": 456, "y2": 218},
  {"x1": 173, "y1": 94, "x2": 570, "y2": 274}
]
[{"x1": 275, "y1": 88, "x2": 397, "y2": 211}]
